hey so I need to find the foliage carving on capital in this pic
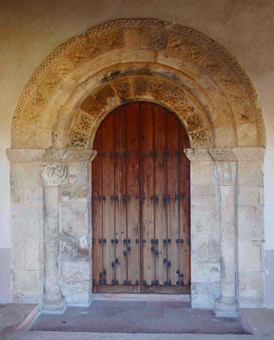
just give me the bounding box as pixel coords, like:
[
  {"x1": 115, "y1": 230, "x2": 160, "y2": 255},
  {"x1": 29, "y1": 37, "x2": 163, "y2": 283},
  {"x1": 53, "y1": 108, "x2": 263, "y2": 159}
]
[
  {"x1": 41, "y1": 164, "x2": 67, "y2": 186},
  {"x1": 183, "y1": 148, "x2": 212, "y2": 161}
]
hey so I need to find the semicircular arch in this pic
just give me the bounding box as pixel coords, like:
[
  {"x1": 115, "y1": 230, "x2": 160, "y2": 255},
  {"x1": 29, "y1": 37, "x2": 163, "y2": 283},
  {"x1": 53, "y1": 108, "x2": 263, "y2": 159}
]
[{"x1": 11, "y1": 18, "x2": 265, "y2": 149}]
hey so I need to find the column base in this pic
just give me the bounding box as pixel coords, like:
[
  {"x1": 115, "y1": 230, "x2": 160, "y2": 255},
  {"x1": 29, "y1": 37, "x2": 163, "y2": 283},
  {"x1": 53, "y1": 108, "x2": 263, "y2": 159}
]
[
  {"x1": 42, "y1": 296, "x2": 67, "y2": 313},
  {"x1": 214, "y1": 297, "x2": 238, "y2": 318}
]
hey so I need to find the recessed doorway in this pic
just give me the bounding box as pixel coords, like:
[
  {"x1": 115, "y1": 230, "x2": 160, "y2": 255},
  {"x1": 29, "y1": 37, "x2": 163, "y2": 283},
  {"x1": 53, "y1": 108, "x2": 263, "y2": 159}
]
[{"x1": 92, "y1": 101, "x2": 190, "y2": 293}]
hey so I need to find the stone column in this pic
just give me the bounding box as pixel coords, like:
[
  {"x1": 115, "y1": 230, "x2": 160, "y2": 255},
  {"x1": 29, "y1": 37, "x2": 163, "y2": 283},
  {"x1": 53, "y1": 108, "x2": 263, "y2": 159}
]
[
  {"x1": 41, "y1": 164, "x2": 67, "y2": 312},
  {"x1": 209, "y1": 149, "x2": 238, "y2": 317}
]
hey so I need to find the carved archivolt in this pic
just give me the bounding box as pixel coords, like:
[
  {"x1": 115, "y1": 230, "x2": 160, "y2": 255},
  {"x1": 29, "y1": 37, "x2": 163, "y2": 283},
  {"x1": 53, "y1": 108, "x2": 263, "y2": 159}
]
[{"x1": 11, "y1": 18, "x2": 265, "y2": 149}]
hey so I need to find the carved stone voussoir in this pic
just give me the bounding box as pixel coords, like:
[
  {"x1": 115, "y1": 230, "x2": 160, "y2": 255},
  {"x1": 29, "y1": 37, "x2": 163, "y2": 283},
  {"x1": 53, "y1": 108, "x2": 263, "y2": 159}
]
[
  {"x1": 183, "y1": 148, "x2": 212, "y2": 161},
  {"x1": 11, "y1": 18, "x2": 265, "y2": 150},
  {"x1": 41, "y1": 164, "x2": 67, "y2": 186}
]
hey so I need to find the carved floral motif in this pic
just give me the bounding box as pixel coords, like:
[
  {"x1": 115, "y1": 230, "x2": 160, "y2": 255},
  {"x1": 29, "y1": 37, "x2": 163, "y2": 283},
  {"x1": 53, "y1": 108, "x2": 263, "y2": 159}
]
[
  {"x1": 41, "y1": 164, "x2": 67, "y2": 186},
  {"x1": 11, "y1": 19, "x2": 265, "y2": 149}
]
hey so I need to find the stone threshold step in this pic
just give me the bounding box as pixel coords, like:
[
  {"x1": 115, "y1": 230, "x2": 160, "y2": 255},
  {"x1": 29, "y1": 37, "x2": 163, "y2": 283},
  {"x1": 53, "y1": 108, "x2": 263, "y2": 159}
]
[
  {"x1": 5, "y1": 331, "x2": 255, "y2": 340},
  {"x1": 92, "y1": 293, "x2": 191, "y2": 302}
]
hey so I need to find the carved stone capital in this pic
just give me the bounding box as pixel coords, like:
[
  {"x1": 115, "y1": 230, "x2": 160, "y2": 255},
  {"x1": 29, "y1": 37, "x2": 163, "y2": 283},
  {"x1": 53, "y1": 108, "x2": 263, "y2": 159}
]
[
  {"x1": 183, "y1": 148, "x2": 212, "y2": 161},
  {"x1": 41, "y1": 164, "x2": 67, "y2": 186}
]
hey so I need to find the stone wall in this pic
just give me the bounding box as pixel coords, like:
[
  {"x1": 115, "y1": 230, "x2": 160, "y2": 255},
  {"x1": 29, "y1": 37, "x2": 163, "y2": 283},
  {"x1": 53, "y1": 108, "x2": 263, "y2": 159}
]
[
  {"x1": 7, "y1": 149, "x2": 95, "y2": 308},
  {"x1": 187, "y1": 150, "x2": 221, "y2": 308},
  {"x1": 3, "y1": 16, "x2": 269, "y2": 312},
  {"x1": 236, "y1": 148, "x2": 265, "y2": 307},
  {"x1": 7, "y1": 146, "x2": 265, "y2": 315},
  {"x1": 8, "y1": 152, "x2": 44, "y2": 304},
  {"x1": 59, "y1": 161, "x2": 92, "y2": 305}
]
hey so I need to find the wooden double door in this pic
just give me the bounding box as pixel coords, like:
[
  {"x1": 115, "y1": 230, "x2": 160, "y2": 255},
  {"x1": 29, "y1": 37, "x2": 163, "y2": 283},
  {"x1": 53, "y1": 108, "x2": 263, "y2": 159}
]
[{"x1": 92, "y1": 102, "x2": 190, "y2": 293}]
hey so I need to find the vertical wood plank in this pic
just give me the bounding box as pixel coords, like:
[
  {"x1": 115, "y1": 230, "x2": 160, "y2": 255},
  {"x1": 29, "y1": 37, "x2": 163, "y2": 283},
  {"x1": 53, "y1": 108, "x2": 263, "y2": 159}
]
[
  {"x1": 114, "y1": 106, "x2": 127, "y2": 285},
  {"x1": 154, "y1": 106, "x2": 167, "y2": 286},
  {"x1": 126, "y1": 102, "x2": 141, "y2": 289},
  {"x1": 101, "y1": 113, "x2": 115, "y2": 285},
  {"x1": 140, "y1": 102, "x2": 155, "y2": 287},
  {"x1": 166, "y1": 112, "x2": 180, "y2": 285},
  {"x1": 92, "y1": 101, "x2": 191, "y2": 293},
  {"x1": 92, "y1": 126, "x2": 103, "y2": 286},
  {"x1": 179, "y1": 124, "x2": 191, "y2": 286}
]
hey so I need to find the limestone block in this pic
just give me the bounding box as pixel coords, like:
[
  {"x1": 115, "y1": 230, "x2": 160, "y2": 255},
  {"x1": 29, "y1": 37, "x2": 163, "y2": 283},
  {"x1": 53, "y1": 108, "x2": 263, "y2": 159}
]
[
  {"x1": 238, "y1": 205, "x2": 264, "y2": 240},
  {"x1": 192, "y1": 263, "x2": 220, "y2": 283},
  {"x1": 191, "y1": 234, "x2": 208, "y2": 263},
  {"x1": 61, "y1": 185, "x2": 88, "y2": 201},
  {"x1": 60, "y1": 280, "x2": 90, "y2": 305},
  {"x1": 12, "y1": 270, "x2": 39, "y2": 301},
  {"x1": 11, "y1": 204, "x2": 42, "y2": 241},
  {"x1": 232, "y1": 147, "x2": 265, "y2": 161},
  {"x1": 220, "y1": 186, "x2": 235, "y2": 207},
  {"x1": 20, "y1": 188, "x2": 40, "y2": 205},
  {"x1": 10, "y1": 163, "x2": 41, "y2": 187},
  {"x1": 24, "y1": 239, "x2": 39, "y2": 271},
  {"x1": 120, "y1": 49, "x2": 136, "y2": 63},
  {"x1": 191, "y1": 203, "x2": 220, "y2": 235},
  {"x1": 238, "y1": 161, "x2": 263, "y2": 186},
  {"x1": 238, "y1": 271, "x2": 264, "y2": 307},
  {"x1": 191, "y1": 282, "x2": 220, "y2": 309},
  {"x1": 124, "y1": 29, "x2": 140, "y2": 49},
  {"x1": 213, "y1": 161, "x2": 237, "y2": 186},
  {"x1": 54, "y1": 79, "x2": 86, "y2": 107},
  {"x1": 238, "y1": 186, "x2": 261, "y2": 206},
  {"x1": 61, "y1": 261, "x2": 90, "y2": 282},
  {"x1": 156, "y1": 52, "x2": 182, "y2": 69},
  {"x1": 61, "y1": 203, "x2": 89, "y2": 235},
  {"x1": 135, "y1": 50, "x2": 155, "y2": 63},
  {"x1": 12, "y1": 240, "x2": 25, "y2": 270},
  {"x1": 207, "y1": 283, "x2": 221, "y2": 308},
  {"x1": 68, "y1": 162, "x2": 88, "y2": 184},
  {"x1": 191, "y1": 185, "x2": 220, "y2": 204},
  {"x1": 6, "y1": 149, "x2": 46, "y2": 162},
  {"x1": 191, "y1": 161, "x2": 214, "y2": 185},
  {"x1": 208, "y1": 234, "x2": 221, "y2": 263},
  {"x1": 10, "y1": 188, "x2": 21, "y2": 203},
  {"x1": 238, "y1": 240, "x2": 262, "y2": 272},
  {"x1": 60, "y1": 233, "x2": 90, "y2": 260},
  {"x1": 259, "y1": 187, "x2": 264, "y2": 206}
]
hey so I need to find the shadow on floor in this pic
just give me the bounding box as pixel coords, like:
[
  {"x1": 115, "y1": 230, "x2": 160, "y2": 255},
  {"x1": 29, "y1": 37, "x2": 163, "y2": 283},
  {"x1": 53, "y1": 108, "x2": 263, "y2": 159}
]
[{"x1": 29, "y1": 301, "x2": 248, "y2": 334}]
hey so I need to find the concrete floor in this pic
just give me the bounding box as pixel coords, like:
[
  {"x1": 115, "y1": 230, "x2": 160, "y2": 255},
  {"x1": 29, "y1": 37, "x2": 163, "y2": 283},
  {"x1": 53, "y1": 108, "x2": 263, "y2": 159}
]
[
  {"x1": 29, "y1": 301, "x2": 246, "y2": 334},
  {"x1": 0, "y1": 302, "x2": 274, "y2": 340}
]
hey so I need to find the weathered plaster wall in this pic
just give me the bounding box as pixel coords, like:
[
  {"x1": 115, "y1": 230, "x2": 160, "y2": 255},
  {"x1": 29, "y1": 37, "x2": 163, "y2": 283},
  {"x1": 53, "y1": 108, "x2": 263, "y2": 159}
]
[{"x1": 0, "y1": 0, "x2": 273, "y2": 306}]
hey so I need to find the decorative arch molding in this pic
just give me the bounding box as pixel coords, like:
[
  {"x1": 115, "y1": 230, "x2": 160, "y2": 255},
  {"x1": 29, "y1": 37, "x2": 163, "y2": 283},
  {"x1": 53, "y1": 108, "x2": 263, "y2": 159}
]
[
  {"x1": 12, "y1": 18, "x2": 265, "y2": 149},
  {"x1": 7, "y1": 19, "x2": 266, "y2": 316}
]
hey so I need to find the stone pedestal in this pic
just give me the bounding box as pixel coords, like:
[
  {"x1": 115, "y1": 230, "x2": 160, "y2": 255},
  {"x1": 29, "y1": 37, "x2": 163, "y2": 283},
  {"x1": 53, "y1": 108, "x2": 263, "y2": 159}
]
[{"x1": 41, "y1": 164, "x2": 67, "y2": 312}]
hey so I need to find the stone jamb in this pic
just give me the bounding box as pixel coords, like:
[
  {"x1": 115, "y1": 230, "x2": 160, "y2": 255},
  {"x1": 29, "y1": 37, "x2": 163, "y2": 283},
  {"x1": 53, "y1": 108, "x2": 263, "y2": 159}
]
[
  {"x1": 7, "y1": 149, "x2": 96, "y2": 311},
  {"x1": 184, "y1": 147, "x2": 265, "y2": 315},
  {"x1": 7, "y1": 145, "x2": 265, "y2": 313}
]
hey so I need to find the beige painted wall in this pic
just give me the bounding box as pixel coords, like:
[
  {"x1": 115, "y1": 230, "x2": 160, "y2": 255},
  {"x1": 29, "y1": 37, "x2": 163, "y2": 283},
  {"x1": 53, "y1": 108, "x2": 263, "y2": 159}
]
[{"x1": 0, "y1": 0, "x2": 273, "y2": 306}]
